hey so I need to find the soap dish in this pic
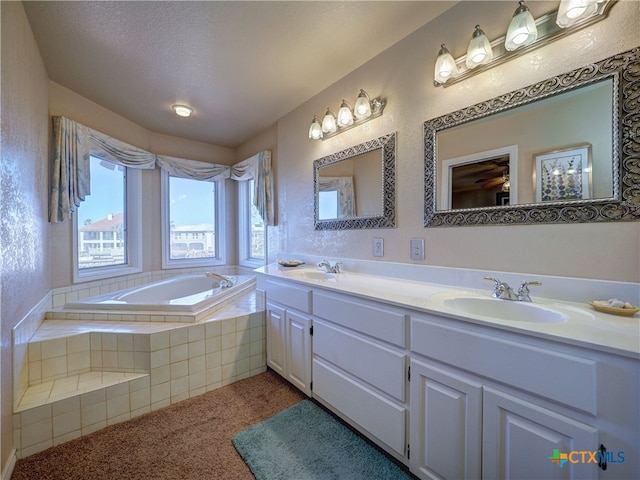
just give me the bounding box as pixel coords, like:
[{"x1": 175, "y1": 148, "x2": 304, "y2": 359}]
[
  {"x1": 588, "y1": 301, "x2": 639, "y2": 317},
  {"x1": 277, "y1": 259, "x2": 305, "y2": 267}
]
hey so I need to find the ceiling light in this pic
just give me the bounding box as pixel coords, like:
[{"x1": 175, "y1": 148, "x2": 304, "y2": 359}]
[
  {"x1": 505, "y1": 1, "x2": 538, "y2": 51},
  {"x1": 308, "y1": 89, "x2": 386, "y2": 140},
  {"x1": 172, "y1": 105, "x2": 193, "y2": 117},
  {"x1": 466, "y1": 25, "x2": 493, "y2": 69}
]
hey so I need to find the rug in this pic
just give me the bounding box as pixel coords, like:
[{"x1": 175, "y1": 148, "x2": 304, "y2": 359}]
[{"x1": 232, "y1": 399, "x2": 413, "y2": 480}]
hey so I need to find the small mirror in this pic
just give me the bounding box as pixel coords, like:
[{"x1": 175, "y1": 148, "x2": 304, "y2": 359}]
[
  {"x1": 424, "y1": 47, "x2": 639, "y2": 226},
  {"x1": 314, "y1": 132, "x2": 396, "y2": 230}
]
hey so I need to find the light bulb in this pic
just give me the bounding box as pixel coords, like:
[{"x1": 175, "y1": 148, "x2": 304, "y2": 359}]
[
  {"x1": 308, "y1": 116, "x2": 323, "y2": 140},
  {"x1": 172, "y1": 105, "x2": 193, "y2": 117},
  {"x1": 337, "y1": 100, "x2": 354, "y2": 127},
  {"x1": 321, "y1": 108, "x2": 337, "y2": 133},
  {"x1": 354, "y1": 90, "x2": 372, "y2": 119},
  {"x1": 466, "y1": 25, "x2": 493, "y2": 69},
  {"x1": 505, "y1": 1, "x2": 538, "y2": 51},
  {"x1": 434, "y1": 44, "x2": 458, "y2": 84}
]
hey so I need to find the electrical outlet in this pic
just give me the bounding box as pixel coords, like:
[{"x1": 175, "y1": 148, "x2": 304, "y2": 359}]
[
  {"x1": 410, "y1": 238, "x2": 424, "y2": 260},
  {"x1": 373, "y1": 238, "x2": 384, "y2": 257}
]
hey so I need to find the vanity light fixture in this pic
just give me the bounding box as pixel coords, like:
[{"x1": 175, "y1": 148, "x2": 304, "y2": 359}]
[
  {"x1": 466, "y1": 25, "x2": 493, "y2": 69},
  {"x1": 308, "y1": 89, "x2": 385, "y2": 140},
  {"x1": 172, "y1": 104, "x2": 193, "y2": 117},
  {"x1": 505, "y1": 1, "x2": 538, "y2": 51},
  {"x1": 434, "y1": 44, "x2": 459, "y2": 84},
  {"x1": 556, "y1": 0, "x2": 606, "y2": 28},
  {"x1": 434, "y1": 0, "x2": 614, "y2": 87}
]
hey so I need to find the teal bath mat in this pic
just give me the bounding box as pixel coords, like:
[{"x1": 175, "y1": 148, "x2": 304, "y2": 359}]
[{"x1": 232, "y1": 400, "x2": 413, "y2": 479}]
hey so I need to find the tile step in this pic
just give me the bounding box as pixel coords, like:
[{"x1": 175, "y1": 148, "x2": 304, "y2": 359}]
[{"x1": 16, "y1": 370, "x2": 149, "y2": 413}]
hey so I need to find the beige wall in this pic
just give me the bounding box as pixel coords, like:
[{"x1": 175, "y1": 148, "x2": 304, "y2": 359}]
[
  {"x1": 266, "y1": 0, "x2": 640, "y2": 282},
  {"x1": 0, "y1": 2, "x2": 51, "y2": 471}
]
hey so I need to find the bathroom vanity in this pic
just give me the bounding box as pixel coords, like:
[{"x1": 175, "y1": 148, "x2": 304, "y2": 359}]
[{"x1": 256, "y1": 263, "x2": 639, "y2": 480}]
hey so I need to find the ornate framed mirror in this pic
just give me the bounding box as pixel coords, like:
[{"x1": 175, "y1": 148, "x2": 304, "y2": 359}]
[
  {"x1": 424, "y1": 47, "x2": 639, "y2": 227},
  {"x1": 314, "y1": 132, "x2": 396, "y2": 230}
]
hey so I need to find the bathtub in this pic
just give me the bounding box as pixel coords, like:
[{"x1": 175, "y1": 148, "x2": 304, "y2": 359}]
[{"x1": 63, "y1": 274, "x2": 256, "y2": 314}]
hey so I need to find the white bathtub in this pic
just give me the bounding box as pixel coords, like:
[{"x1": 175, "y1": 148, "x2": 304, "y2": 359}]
[{"x1": 63, "y1": 274, "x2": 256, "y2": 313}]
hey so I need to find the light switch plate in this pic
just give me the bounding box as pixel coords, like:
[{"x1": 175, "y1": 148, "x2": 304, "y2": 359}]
[
  {"x1": 410, "y1": 238, "x2": 424, "y2": 260},
  {"x1": 373, "y1": 238, "x2": 384, "y2": 257}
]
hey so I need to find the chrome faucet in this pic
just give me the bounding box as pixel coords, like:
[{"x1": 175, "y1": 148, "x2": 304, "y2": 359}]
[
  {"x1": 317, "y1": 260, "x2": 343, "y2": 274},
  {"x1": 485, "y1": 276, "x2": 519, "y2": 300},
  {"x1": 205, "y1": 272, "x2": 235, "y2": 288},
  {"x1": 484, "y1": 276, "x2": 541, "y2": 301}
]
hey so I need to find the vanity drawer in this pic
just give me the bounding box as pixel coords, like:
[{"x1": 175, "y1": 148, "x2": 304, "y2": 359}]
[
  {"x1": 411, "y1": 315, "x2": 598, "y2": 414},
  {"x1": 313, "y1": 290, "x2": 406, "y2": 347},
  {"x1": 266, "y1": 279, "x2": 312, "y2": 313},
  {"x1": 313, "y1": 319, "x2": 406, "y2": 402}
]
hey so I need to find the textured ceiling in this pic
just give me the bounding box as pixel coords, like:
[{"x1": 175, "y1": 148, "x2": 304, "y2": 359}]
[{"x1": 24, "y1": 1, "x2": 458, "y2": 148}]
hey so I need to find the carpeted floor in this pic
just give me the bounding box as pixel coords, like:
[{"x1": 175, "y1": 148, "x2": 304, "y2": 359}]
[{"x1": 11, "y1": 371, "x2": 306, "y2": 480}]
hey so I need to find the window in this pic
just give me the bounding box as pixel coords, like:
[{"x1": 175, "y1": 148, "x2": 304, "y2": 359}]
[
  {"x1": 74, "y1": 156, "x2": 142, "y2": 282},
  {"x1": 239, "y1": 179, "x2": 265, "y2": 268},
  {"x1": 161, "y1": 171, "x2": 225, "y2": 268},
  {"x1": 318, "y1": 190, "x2": 339, "y2": 219}
]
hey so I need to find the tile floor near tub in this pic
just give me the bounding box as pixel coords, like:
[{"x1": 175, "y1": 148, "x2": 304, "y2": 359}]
[{"x1": 14, "y1": 291, "x2": 266, "y2": 458}]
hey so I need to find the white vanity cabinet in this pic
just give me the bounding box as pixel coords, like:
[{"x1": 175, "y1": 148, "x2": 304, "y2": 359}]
[
  {"x1": 311, "y1": 290, "x2": 409, "y2": 462},
  {"x1": 263, "y1": 279, "x2": 313, "y2": 395},
  {"x1": 410, "y1": 313, "x2": 638, "y2": 480}
]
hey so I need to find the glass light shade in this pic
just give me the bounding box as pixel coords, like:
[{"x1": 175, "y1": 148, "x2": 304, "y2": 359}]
[
  {"x1": 337, "y1": 100, "x2": 354, "y2": 127},
  {"x1": 172, "y1": 105, "x2": 193, "y2": 117},
  {"x1": 354, "y1": 90, "x2": 372, "y2": 120},
  {"x1": 308, "y1": 116, "x2": 323, "y2": 140},
  {"x1": 321, "y1": 109, "x2": 337, "y2": 133},
  {"x1": 505, "y1": 1, "x2": 538, "y2": 51},
  {"x1": 556, "y1": 0, "x2": 601, "y2": 28},
  {"x1": 466, "y1": 25, "x2": 493, "y2": 69},
  {"x1": 434, "y1": 44, "x2": 458, "y2": 84}
]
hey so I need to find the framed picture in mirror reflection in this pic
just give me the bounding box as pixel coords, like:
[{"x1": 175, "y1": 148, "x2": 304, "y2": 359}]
[{"x1": 534, "y1": 145, "x2": 591, "y2": 202}]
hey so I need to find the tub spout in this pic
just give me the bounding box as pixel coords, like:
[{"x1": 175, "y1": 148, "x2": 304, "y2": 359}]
[{"x1": 205, "y1": 272, "x2": 235, "y2": 288}]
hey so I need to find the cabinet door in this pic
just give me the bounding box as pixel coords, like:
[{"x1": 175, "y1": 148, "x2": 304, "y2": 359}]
[
  {"x1": 410, "y1": 359, "x2": 482, "y2": 480},
  {"x1": 266, "y1": 303, "x2": 286, "y2": 377},
  {"x1": 285, "y1": 309, "x2": 312, "y2": 395},
  {"x1": 483, "y1": 387, "x2": 598, "y2": 480}
]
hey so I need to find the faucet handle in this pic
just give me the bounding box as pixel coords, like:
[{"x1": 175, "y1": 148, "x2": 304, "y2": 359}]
[
  {"x1": 484, "y1": 276, "x2": 500, "y2": 285},
  {"x1": 518, "y1": 280, "x2": 542, "y2": 302},
  {"x1": 484, "y1": 276, "x2": 502, "y2": 297},
  {"x1": 334, "y1": 262, "x2": 343, "y2": 273}
]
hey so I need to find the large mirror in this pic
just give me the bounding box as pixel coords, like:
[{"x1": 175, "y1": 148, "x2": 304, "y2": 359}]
[
  {"x1": 314, "y1": 132, "x2": 396, "y2": 230},
  {"x1": 424, "y1": 47, "x2": 639, "y2": 226}
]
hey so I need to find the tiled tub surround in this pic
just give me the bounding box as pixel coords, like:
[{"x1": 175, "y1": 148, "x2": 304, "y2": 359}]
[{"x1": 11, "y1": 266, "x2": 265, "y2": 459}]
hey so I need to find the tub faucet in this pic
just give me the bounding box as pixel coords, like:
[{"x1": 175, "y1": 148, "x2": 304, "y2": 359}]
[
  {"x1": 317, "y1": 260, "x2": 342, "y2": 274},
  {"x1": 205, "y1": 272, "x2": 235, "y2": 288}
]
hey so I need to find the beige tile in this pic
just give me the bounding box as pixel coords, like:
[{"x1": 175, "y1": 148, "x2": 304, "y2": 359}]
[
  {"x1": 22, "y1": 418, "x2": 53, "y2": 448},
  {"x1": 117, "y1": 333, "x2": 134, "y2": 352},
  {"x1": 53, "y1": 429, "x2": 81, "y2": 446},
  {"x1": 170, "y1": 344, "x2": 188, "y2": 363},
  {"x1": 205, "y1": 321, "x2": 221, "y2": 338},
  {"x1": 221, "y1": 333, "x2": 236, "y2": 350},
  {"x1": 53, "y1": 410, "x2": 81, "y2": 438},
  {"x1": 189, "y1": 371, "x2": 206, "y2": 392},
  {"x1": 133, "y1": 352, "x2": 150, "y2": 371},
  {"x1": 130, "y1": 388, "x2": 150, "y2": 411},
  {"x1": 52, "y1": 396, "x2": 81, "y2": 416},
  {"x1": 101, "y1": 333, "x2": 118, "y2": 351},
  {"x1": 81, "y1": 401, "x2": 106, "y2": 427},
  {"x1": 150, "y1": 348, "x2": 170, "y2": 369},
  {"x1": 67, "y1": 352, "x2": 91, "y2": 375},
  {"x1": 170, "y1": 328, "x2": 188, "y2": 347},
  {"x1": 28, "y1": 342, "x2": 42, "y2": 362},
  {"x1": 221, "y1": 348, "x2": 237, "y2": 366},
  {"x1": 90, "y1": 333, "x2": 102, "y2": 350},
  {"x1": 102, "y1": 351, "x2": 118, "y2": 370},
  {"x1": 67, "y1": 334, "x2": 90, "y2": 354},
  {"x1": 106, "y1": 395, "x2": 130, "y2": 420},
  {"x1": 150, "y1": 331, "x2": 170, "y2": 351},
  {"x1": 189, "y1": 339, "x2": 206, "y2": 358},
  {"x1": 151, "y1": 365, "x2": 171, "y2": 386},
  {"x1": 80, "y1": 389, "x2": 106, "y2": 408},
  {"x1": 205, "y1": 352, "x2": 221, "y2": 369},
  {"x1": 170, "y1": 376, "x2": 189, "y2": 398},
  {"x1": 82, "y1": 420, "x2": 106, "y2": 436},
  {"x1": 106, "y1": 382, "x2": 129, "y2": 400},
  {"x1": 151, "y1": 382, "x2": 170, "y2": 404},
  {"x1": 42, "y1": 356, "x2": 67, "y2": 381},
  {"x1": 41, "y1": 338, "x2": 67, "y2": 360},
  {"x1": 133, "y1": 334, "x2": 150, "y2": 352},
  {"x1": 221, "y1": 319, "x2": 236, "y2": 335},
  {"x1": 20, "y1": 439, "x2": 53, "y2": 459},
  {"x1": 170, "y1": 360, "x2": 188, "y2": 380},
  {"x1": 205, "y1": 335, "x2": 221, "y2": 353},
  {"x1": 107, "y1": 411, "x2": 131, "y2": 426},
  {"x1": 118, "y1": 351, "x2": 134, "y2": 370}
]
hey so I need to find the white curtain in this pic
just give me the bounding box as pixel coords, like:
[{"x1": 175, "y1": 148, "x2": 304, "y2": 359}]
[
  {"x1": 157, "y1": 155, "x2": 230, "y2": 181},
  {"x1": 230, "y1": 151, "x2": 275, "y2": 226},
  {"x1": 50, "y1": 116, "x2": 157, "y2": 222},
  {"x1": 318, "y1": 176, "x2": 355, "y2": 218}
]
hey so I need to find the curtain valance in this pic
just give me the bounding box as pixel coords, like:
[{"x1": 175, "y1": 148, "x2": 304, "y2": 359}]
[
  {"x1": 157, "y1": 155, "x2": 230, "y2": 181},
  {"x1": 230, "y1": 151, "x2": 275, "y2": 226},
  {"x1": 89, "y1": 129, "x2": 156, "y2": 169}
]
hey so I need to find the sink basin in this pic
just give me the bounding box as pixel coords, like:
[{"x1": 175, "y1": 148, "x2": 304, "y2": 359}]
[
  {"x1": 436, "y1": 294, "x2": 568, "y2": 323},
  {"x1": 283, "y1": 270, "x2": 336, "y2": 281}
]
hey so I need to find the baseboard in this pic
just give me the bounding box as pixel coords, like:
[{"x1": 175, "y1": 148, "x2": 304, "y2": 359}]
[{"x1": 1, "y1": 449, "x2": 16, "y2": 480}]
